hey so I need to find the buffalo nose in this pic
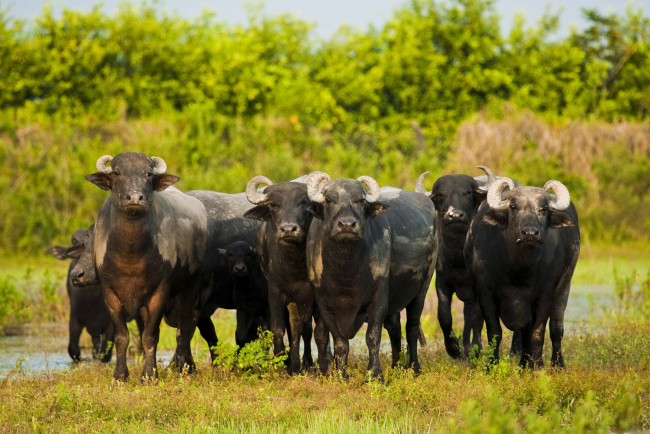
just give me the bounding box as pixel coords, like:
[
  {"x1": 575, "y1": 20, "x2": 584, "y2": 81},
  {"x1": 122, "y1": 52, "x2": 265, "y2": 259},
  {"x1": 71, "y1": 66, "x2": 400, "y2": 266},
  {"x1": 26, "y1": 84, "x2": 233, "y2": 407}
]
[
  {"x1": 125, "y1": 191, "x2": 144, "y2": 202},
  {"x1": 447, "y1": 209, "x2": 464, "y2": 220},
  {"x1": 71, "y1": 268, "x2": 84, "y2": 280},
  {"x1": 521, "y1": 227, "x2": 540, "y2": 237},
  {"x1": 280, "y1": 223, "x2": 299, "y2": 235},
  {"x1": 337, "y1": 217, "x2": 357, "y2": 230},
  {"x1": 233, "y1": 264, "x2": 247, "y2": 274}
]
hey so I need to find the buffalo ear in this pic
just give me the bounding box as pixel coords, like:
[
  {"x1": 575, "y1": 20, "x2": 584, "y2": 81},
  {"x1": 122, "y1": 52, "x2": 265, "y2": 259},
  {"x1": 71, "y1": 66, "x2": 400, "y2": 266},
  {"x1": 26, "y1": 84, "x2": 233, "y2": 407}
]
[
  {"x1": 244, "y1": 206, "x2": 270, "y2": 221},
  {"x1": 86, "y1": 173, "x2": 112, "y2": 190},
  {"x1": 307, "y1": 203, "x2": 324, "y2": 220},
  {"x1": 155, "y1": 174, "x2": 180, "y2": 191},
  {"x1": 47, "y1": 245, "x2": 70, "y2": 260},
  {"x1": 366, "y1": 202, "x2": 389, "y2": 219},
  {"x1": 474, "y1": 188, "x2": 487, "y2": 205},
  {"x1": 550, "y1": 212, "x2": 576, "y2": 228},
  {"x1": 482, "y1": 209, "x2": 507, "y2": 226},
  {"x1": 217, "y1": 248, "x2": 227, "y2": 256}
]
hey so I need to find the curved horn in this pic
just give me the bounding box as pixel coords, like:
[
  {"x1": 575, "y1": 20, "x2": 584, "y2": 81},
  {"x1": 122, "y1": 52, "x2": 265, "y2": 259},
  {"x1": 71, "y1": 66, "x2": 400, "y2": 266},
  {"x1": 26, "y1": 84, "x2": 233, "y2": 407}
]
[
  {"x1": 357, "y1": 175, "x2": 381, "y2": 203},
  {"x1": 487, "y1": 178, "x2": 515, "y2": 210},
  {"x1": 306, "y1": 171, "x2": 331, "y2": 203},
  {"x1": 544, "y1": 180, "x2": 571, "y2": 211},
  {"x1": 96, "y1": 155, "x2": 113, "y2": 174},
  {"x1": 477, "y1": 165, "x2": 497, "y2": 183},
  {"x1": 151, "y1": 156, "x2": 167, "y2": 175},
  {"x1": 415, "y1": 171, "x2": 431, "y2": 195},
  {"x1": 246, "y1": 175, "x2": 274, "y2": 205}
]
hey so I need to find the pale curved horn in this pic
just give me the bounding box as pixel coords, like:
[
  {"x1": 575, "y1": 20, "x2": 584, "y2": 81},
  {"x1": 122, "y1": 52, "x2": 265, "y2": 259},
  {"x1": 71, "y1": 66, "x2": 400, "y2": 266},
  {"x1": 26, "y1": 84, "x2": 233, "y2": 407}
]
[
  {"x1": 487, "y1": 178, "x2": 515, "y2": 210},
  {"x1": 544, "y1": 180, "x2": 571, "y2": 211},
  {"x1": 246, "y1": 176, "x2": 273, "y2": 205},
  {"x1": 477, "y1": 165, "x2": 497, "y2": 183},
  {"x1": 151, "y1": 156, "x2": 167, "y2": 174},
  {"x1": 96, "y1": 155, "x2": 113, "y2": 174},
  {"x1": 357, "y1": 175, "x2": 380, "y2": 203},
  {"x1": 306, "y1": 171, "x2": 331, "y2": 203},
  {"x1": 415, "y1": 171, "x2": 431, "y2": 195}
]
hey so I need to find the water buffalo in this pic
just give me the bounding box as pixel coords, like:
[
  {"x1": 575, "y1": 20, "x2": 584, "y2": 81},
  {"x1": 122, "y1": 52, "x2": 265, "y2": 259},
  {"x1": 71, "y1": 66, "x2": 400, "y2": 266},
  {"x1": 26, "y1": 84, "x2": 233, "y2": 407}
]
[
  {"x1": 48, "y1": 226, "x2": 115, "y2": 362},
  {"x1": 182, "y1": 189, "x2": 261, "y2": 362},
  {"x1": 305, "y1": 172, "x2": 437, "y2": 378},
  {"x1": 86, "y1": 152, "x2": 207, "y2": 381},
  {"x1": 218, "y1": 240, "x2": 270, "y2": 348},
  {"x1": 244, "y1": 175, "x2": 330, "y2": 374},
  {"x1": 464, "y1": 178, "x2": 580, "y2": 368},
  {"x1": 415, "y1": 170, "x2": 487, "y2": 359}
]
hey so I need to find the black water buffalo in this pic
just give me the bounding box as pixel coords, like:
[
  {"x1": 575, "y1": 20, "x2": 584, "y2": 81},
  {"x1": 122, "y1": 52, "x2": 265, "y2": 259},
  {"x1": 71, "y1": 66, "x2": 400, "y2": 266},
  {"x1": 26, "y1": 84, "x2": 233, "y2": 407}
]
[
  {"x1": 48, "y1": 226, "x2": 115, "y2": 362},
  {"x1": 244, "y1": 175, "x2": 330, "y2": 374},
  {"x1": 86, "y1": 152, "x2": 207, "y2": 381},
  {"x1": 464, "y1": 178, "x2": 580, "y2": 368},
  {"x1": 305, "y1": 172, "x2": 437, "y2": 378},
  {"x1": 182, "y1": 189, "x2": 260, "y2": 361},
  {"x1": 415, "y1": 170, "x2": 487, "y2": 359},
  {"x1": 218, "y1": 240, "x2": 270, "y2": 348}
]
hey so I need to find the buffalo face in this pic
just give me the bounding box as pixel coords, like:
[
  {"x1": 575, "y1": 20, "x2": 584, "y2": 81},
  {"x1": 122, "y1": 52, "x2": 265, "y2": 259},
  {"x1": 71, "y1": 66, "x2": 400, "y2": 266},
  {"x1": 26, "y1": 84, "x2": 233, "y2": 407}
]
[
  {"x1": 307, "y1": 173, "x2": 388, "y2": 242},
  {"x1": 85, "y1": 153, "x2": 179, "y2": 218},
  {"x1": 245, "y1": 177, "x2": 316, "y2": 245},
  {"x1": 219, "y1": 241, "x2": 256, "y2": 278},
  {"x1": 485, "y1": 179, "x2": 576, "y2": 253},
  {"x1": 69, "y1": 225, "x2": 97, "y2": 287},
  {"x1": 431, "y1": 174, "x2": 485, "y2": 229}
]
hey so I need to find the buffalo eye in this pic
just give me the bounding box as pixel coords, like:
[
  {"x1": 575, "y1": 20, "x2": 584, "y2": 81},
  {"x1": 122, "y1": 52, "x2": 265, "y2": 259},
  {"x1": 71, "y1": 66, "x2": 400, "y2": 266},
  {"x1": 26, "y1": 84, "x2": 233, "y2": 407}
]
[
  {"x1": 510, "y1": 203, "x2": 517, "y2": 210},
  {"x1": 113, "y1": 168, "x2": 121, "y2": 176},
  {"x1": 356, "y1": 198, "x2": 367, "y2": 205},
  {"x1": 146, "y1": 172, "x2": 153, "y2": 178},
  {"x1": 325, "y1": 197, "x2": 331, "y2": 204},
  {"x1": 269, "y1": 201, "x2": 278, "y2": 209}
]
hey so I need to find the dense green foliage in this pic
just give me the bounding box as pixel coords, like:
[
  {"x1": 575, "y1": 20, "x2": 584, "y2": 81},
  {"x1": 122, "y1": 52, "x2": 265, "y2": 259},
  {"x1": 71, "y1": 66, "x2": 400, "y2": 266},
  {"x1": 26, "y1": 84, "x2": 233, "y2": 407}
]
[{"x1": 0, "y1": 0, "x2": 649, "y2": 253}]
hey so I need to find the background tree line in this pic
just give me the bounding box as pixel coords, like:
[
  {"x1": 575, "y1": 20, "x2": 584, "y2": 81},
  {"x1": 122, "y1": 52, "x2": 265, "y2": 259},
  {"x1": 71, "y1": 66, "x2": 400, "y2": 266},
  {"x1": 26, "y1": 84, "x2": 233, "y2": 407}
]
[{"x1": 0, "y1": 0, "x2": 648, "y2": 254}]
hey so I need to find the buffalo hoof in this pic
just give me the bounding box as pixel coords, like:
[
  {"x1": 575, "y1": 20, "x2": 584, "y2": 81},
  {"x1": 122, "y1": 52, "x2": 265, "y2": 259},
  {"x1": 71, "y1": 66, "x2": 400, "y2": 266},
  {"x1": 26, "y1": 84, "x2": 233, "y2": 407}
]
[{"x1": 444, "y1": 338, "x2": 463, "y2": 359}]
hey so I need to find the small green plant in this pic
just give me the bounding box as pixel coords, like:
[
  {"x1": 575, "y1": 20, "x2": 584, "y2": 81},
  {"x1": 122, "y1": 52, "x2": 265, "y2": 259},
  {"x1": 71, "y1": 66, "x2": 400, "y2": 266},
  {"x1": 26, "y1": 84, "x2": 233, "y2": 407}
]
[{"x1": 211, "y1": 329, "x2": 288, "y2": 378}]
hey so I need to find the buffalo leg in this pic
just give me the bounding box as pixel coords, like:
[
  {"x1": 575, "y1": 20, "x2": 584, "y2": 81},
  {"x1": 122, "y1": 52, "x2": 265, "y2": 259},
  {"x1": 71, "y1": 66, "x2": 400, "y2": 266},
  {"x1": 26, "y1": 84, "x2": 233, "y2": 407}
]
[
  {"x1": 333, "y1": 336, "x2": 350, "y2": 379},
  {"x1": 67, "y1": 315, "x2": 83, "y2": 362},
  {"x1": 313, "y1": 313, "x2": 331, "y2": 374},
  {"x1": 479, "y1": 289, "x2": 502, "y2": 366},
  {"x1": 197, "y1": 316, "x2": 218, "y2": 363},
  {"x1": 286, "y1": 302, "x2": 303, "y2": 374},
  {"x1": 103, "y1": 287, "x2": 129, "y2": 381},
  {"x1": 235, "y1": 309, "x2": 252, "y2": 349},
  {"x1": 133, "y1": 314, "x2": 145, "y2": 355},
  {"x1": 365, "y1": 294, "x2": 387, "y2": 379},
  {"x1": 510, "y1": 330, "x2": 522, "y2": 356},
  {"x1": 405, "y1": 292, "x2": 427, "y2": 374},
  {"x1": 140, "y1": 288, "x2": 169, "y2": 381},
  {"x1": 172, "y1": 289, "x2": 198, "y2": 375},
  {"x1": 530, "y1": 321, "x2": 547, "y2": 369},
  {"x1": 463, "y1": 300, "x2": 483, "y2": 357},
  {"x1": 436, "y1": 283, "x2": 462, "y2": 359},
  {"x1": 268, "y1": 286, "x2": 287, "y2": 360},
  {"x1": 518, "y1": 322, "x2": 534, "y2": 369},
  {"x1": 383, "y1": 313, "x2": 402, "y2": 368},
  {"x1": 300, "y1": 318, "x2": 314, "y2": 371}
]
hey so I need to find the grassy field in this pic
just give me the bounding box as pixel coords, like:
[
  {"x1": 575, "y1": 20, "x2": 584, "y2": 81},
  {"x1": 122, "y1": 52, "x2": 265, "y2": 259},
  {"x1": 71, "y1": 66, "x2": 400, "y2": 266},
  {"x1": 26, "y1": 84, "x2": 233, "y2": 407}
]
[{"x1": 0, "y1": 245, "x2": 649, "y2": 432}]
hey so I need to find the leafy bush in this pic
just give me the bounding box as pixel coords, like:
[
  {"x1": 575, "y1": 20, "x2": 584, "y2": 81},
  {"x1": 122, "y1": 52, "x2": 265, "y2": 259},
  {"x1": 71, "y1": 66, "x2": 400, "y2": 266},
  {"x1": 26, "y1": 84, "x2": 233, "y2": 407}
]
[{"x1": 212, "y1": 329, "x2": 288, "y2": 379}]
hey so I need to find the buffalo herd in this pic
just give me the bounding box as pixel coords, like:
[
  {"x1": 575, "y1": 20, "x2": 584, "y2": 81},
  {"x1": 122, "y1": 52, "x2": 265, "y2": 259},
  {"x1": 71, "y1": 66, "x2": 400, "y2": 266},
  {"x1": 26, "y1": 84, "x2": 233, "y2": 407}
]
[{"x1": 48, "y1": 152, "x2": 580, "y2": 381}]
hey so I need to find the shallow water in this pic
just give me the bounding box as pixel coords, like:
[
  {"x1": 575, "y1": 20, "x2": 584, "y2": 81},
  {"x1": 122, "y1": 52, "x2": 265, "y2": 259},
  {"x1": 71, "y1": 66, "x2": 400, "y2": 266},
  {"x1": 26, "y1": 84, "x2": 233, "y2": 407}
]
[{"x1": 0, "y1": 284, "x2": 617, "y2": 377}]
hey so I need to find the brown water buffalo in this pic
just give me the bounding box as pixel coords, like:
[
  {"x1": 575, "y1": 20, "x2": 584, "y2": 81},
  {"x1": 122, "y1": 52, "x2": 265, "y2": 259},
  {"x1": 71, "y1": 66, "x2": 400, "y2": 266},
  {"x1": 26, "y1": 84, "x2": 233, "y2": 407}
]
[{"x1": 86, "y1": 152, "x2": 207, "y2": 381}]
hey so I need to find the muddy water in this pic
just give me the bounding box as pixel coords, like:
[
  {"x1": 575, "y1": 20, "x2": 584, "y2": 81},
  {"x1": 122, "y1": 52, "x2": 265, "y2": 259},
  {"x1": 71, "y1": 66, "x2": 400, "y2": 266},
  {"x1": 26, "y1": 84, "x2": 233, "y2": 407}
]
[{"x1": 0, "y1": 285, "x2": 616, "y2": 377}]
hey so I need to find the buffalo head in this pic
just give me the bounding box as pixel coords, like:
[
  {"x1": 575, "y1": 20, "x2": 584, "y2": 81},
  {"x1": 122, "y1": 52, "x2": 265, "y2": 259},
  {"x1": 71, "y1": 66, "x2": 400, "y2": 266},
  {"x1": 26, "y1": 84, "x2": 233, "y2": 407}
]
[
  {"x1": 484, "y1": 178, "x2": 576, "y2": 249},
  {"x1": 416, "y1": 171, "x2": 486, "y2": 228},
  {"x1": 306, "y1": 172, "x2": 389, "y2": 242},
  {"x1": 244, "y1": 175, "x2": 316, "y2": 244},
  {"x1": 218, "y1": 241, "x2": 257, "y2": 278},
  {"x1": 85, "y1": 153, "x2": 179, "y2": 218}
]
